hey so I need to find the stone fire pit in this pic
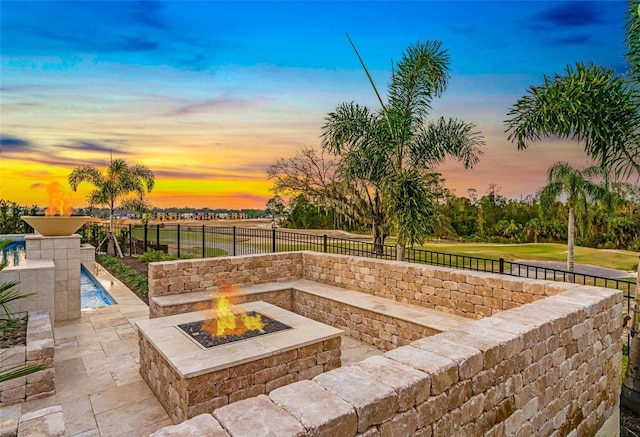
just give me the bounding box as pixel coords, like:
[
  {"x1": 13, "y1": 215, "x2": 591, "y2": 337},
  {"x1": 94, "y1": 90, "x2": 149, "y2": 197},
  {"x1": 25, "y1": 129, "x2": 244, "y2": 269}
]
[{"x1": 137, "y1": 301, "x2": 342, "y2": 423}]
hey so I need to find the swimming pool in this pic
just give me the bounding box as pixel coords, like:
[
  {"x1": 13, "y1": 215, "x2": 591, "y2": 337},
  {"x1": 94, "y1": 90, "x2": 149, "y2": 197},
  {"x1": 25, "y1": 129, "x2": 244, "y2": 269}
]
[
  {"x1": 1, "y1": 238, "x2": 116, "y2": 309},
  {"x1": 81, "y1": 266, "x2": 116, "y2": 309},
  {"x1": 1, "y1": 237, "x2": 26, "y2": 267}
]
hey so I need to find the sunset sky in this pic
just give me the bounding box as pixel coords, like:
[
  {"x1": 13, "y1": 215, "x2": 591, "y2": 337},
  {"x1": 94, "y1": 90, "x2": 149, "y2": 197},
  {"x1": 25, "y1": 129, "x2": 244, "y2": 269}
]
[{"x1": 0, "y1": 0, "x2": 630, "y2": 210}]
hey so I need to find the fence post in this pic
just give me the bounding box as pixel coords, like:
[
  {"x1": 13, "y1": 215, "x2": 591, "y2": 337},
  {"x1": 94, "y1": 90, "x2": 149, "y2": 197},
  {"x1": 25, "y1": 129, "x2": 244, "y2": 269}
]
[
  {"x1": 233, "y1": 226, "x2": 237, "y2": 256},
  {"x1": 272, "y1": 228, "x2": 277, "y2": 253},
  {"x1": 323, "y1": 234, "x2": 328, "y2": 253},
  {"x1": 499, "y1": 258, "x2": 504, "y2": 274},
  {"x1": 177, "y1": 224, "x2": 181, "y2": 258},
  {"x1": 143, "y1": 224, "x2": 148, "y2": 253},
  {"x1": 156, "y1": 225, "x2": 160, "y2": 250},
  {"x1": 128, "y1": 224, "x2": 132, "y2": 256},
  {"x1": 202, "y1": 225, "x2": 205, "y2": 258}
]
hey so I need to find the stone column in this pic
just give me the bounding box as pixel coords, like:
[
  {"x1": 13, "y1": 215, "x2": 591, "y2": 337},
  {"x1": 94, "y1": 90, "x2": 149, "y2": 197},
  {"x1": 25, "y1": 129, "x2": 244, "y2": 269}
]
[{"x1": 25, "y1": 234, "x2": 81, "y2": 321}]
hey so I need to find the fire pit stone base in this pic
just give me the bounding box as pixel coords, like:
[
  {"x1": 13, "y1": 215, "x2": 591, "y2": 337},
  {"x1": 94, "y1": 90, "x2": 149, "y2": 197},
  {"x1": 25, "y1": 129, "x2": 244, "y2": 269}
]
[{"x1": 137, "y1": 302, "x2": 342, "y2": 424}]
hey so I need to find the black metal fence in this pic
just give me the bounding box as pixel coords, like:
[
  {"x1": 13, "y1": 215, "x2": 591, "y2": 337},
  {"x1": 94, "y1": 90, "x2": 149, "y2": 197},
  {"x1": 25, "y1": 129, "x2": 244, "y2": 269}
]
[{"x1": 81, "y1": 222, "x2": 636, "y2": 329}]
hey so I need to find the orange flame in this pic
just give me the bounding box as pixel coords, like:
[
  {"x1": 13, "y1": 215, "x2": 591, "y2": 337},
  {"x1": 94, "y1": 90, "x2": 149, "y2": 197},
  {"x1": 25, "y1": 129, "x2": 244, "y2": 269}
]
[
  {"x1": 197, "y1": 283, "x2": 264, "y2": 338},
  {"x1": 44, "y1": 182, "x2": 73, "y2": 216}
]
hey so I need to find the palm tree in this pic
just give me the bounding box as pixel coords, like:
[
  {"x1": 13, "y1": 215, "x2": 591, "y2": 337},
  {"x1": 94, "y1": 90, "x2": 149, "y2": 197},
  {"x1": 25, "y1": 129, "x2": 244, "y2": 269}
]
[
  {"x1": 68, "y1": 156, "x2": 154, "y2": 255},
  {"x1": 539, "y1": 162, "x2": 605, "y2": 273},
  {"x1": 506, "y1": 0, "x2": 640, "y2": 413},
  {"x1": 322, "y1": 37, "x2": 484, "y2": 261},
  {"x1": 505, "y1": 62, "x2": 640, "y2": 180}
]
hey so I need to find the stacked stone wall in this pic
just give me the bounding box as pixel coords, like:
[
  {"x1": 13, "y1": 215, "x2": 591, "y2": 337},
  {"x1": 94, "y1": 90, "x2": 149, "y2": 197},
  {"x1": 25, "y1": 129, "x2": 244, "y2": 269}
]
[
  {"x1": 148, "y1": 252, "x2": 303, "y2": 298},
  {"x1": 151, "y1": 285, "x2": 623, "y2": 436},
  {"x1": 302, "y1": 252, "x2": 570, "y2": 318},
  {"x1": 151, "y1": 289, "x2": 293, "y2": 318},
  {"x1": 294, "y1": 290, "x2": 438, "y2": 350},
  {"x1": 0, "y1": 311, "x2": 55, "y2": 406}
]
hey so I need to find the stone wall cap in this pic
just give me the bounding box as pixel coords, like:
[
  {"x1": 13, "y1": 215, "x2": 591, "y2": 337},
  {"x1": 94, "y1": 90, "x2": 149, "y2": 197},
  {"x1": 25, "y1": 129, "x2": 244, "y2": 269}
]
[
  {"x1": 213, "y1": 394, "x2": 306, "y2": 437},
  {"x1": 149, "y1": 414, "x2": 228, "y2": 437}
]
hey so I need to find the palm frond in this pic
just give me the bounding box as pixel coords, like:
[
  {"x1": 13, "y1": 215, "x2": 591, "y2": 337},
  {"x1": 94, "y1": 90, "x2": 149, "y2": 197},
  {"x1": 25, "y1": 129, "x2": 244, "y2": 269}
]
[
  {"x1": 505, "y1": 62, "x2": 640, "y2": 180},
  {"x1": 413, "y1": 117, "x2": 484, "y2": 168}
]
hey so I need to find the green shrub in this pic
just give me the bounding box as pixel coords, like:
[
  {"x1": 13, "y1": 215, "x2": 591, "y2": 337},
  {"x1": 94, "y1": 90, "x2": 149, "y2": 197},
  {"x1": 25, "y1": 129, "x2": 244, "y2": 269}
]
[
  {"x1": 138, "y1": 249, "x2": 178, "y2": 264},
  {"x1": 98, "y1": 255, "x2": 148, "y2": 297}
]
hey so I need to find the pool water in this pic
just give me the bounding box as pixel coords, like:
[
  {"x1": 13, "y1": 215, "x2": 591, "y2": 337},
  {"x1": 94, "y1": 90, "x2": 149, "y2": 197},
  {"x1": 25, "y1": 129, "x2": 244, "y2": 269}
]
[
  {"x1": 81, "y1": 266, "x2": 116, "y2": 309},
  {"x1": 1, "y1": 238, "x2": 116, "y2": 309}
]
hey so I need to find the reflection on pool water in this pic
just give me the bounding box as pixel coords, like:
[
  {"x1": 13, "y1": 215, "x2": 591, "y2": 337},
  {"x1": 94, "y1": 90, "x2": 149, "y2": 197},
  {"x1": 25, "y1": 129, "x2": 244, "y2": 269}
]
[
  {"x1": 1, "y1": 237, "x2": 26, "y2": 267},
  {"x1": 81, "y1": 266, "x2": 116, "y2": 309}
]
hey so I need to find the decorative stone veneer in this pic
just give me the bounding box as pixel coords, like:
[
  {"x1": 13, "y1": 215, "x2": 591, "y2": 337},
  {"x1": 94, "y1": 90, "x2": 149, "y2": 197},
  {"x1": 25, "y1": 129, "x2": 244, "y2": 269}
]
[
  {"x1": 293, "y1": 290, "x2": 442, "y2": 351},
  {"x1": 0, "y1": 311, "x2": 55, "y2": 406},
  {"x1": 148, "y1": 252, "x2": 623, "y2": 436},
  {"x1": 149, "y1": 252, "x2": 303, "y2": 299},
  {"x1": 25, "y1": 234, "x2": 82, "y2": 321},
  {"x1": 149, "y1": 252, "x2": 574, "y2": 320}
]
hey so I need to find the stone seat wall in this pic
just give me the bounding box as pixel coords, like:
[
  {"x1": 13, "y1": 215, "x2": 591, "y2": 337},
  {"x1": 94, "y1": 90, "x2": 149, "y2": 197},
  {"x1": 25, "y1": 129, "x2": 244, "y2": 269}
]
[
  {"x1": 149, "y1": 284, "x2": 623, "y2": 436},
  {"x1": 0, "y1": 310, "x2": 55, "y2": 407},
  {"x1": 147, "y1": 252, "x2": 623, "y2": 436}
]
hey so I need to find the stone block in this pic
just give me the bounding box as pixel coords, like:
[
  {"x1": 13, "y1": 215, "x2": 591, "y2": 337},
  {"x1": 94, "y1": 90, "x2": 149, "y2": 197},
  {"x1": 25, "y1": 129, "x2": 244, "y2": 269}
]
[
  {"x1": 270, "y1": 380, "x2": 357, "y2": 437},
  {"x1": 411, "y1": 336, "x2": 483, "y2": 379},
  {"x1": 314, "y1": 366, "x2": 398, "y2": 433},
  {"x1": 214, "y1": 394, "x2": 306, "y2": 436},
  {"x1": 352, "y1": 355, "x2": 431, "y2": 411},
  {"x1": 150, "y1": 414, "x2": 229, "y2": 437},
  {"x1": 378, "y1": 408, "x2": 418, "y2": 437},
  {"x1": 385, "y1": 346, "x2": 457, "y2": 395}
]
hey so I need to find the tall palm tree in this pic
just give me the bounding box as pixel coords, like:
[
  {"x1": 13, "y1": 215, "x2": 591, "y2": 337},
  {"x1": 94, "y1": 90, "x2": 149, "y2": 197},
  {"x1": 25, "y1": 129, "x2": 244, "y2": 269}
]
[
  {"x1": 506, "y1": 0, "x2": 640, "y2": 414},
  {"x1": 68, "y1": 157, "x2": 155, "y2": 252},
  {"x1": 322, "y1": 37, "x2": 484, "y2": 261},
  {"x1": 539, "y1": 162, "x2": 605, "y2": 273}
]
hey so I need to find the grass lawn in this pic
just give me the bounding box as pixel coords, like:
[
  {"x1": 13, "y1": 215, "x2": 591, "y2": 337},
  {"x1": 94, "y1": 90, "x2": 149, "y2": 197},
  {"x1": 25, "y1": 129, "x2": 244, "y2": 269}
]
[
  {"x1": 416, "y1": 242, "x2": 639, "y2": 272},
  {"x1": 129, "y1": 227, "x2": 249, "y2": 244}
]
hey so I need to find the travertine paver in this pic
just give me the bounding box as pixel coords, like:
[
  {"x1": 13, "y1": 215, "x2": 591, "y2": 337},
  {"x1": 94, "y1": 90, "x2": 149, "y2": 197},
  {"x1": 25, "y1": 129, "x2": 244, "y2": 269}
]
[{"x1": 17, "y1": 405, "x2": 65, "y2": 437}]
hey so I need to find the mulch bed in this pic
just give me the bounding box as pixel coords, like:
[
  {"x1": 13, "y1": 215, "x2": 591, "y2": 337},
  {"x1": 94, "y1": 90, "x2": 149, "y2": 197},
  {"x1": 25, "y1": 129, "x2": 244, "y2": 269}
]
[{"x1": 118, "y1": 255, "x2": 149, "y2": 277}]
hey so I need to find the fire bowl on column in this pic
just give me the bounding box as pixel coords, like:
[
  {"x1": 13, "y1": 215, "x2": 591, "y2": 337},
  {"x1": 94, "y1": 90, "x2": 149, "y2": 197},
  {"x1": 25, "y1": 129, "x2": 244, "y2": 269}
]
[{"x1": 21, "y1": 216, "x2": 90, "y2": 236}]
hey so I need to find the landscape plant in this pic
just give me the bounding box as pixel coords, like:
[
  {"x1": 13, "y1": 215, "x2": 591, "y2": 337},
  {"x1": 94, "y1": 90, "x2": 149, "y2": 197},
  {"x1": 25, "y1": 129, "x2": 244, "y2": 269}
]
[
  {"x1": 0, "y1": 240, "x2": 44, "y2": 382},
  {"x1": 506, "y1": 0, "x2": 640, "y2": 416},
  {"x1": 539, "y1": 162, "x2": 607, "y2": 272},
  {"x1": 69, "y1": 156, "x2": 155, "y2": 255},
  {"x1": 321, "y1": 37, "x2": 484, "y2": 260},
  {"x1": 97, "y1": 254, "x2": 149, "y2": 301}
]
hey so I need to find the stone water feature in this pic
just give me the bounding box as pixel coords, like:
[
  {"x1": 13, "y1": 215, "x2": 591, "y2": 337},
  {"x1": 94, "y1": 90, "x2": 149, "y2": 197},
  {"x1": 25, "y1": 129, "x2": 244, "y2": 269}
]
[{"x1": 0, "y1": 216, "x2": 92, "y2": 321}]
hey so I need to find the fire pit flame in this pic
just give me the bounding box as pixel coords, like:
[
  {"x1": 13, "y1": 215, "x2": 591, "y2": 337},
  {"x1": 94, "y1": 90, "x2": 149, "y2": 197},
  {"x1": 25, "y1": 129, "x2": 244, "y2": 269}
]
[{"x1": 199, "y1": 284, "x2": 264, "y2": 338}]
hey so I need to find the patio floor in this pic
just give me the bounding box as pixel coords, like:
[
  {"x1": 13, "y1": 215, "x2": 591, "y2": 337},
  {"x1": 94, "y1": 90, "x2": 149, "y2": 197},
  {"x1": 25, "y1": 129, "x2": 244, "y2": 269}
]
[{"x1": 6, "y1": 263, "x2": 382, "y2": 436}]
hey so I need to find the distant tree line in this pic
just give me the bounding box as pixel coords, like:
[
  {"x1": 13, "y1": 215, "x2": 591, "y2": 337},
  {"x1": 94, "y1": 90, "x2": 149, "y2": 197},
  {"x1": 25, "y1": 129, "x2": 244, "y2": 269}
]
[
  {"x1": 267, "y1": 175, "x2": 640, "y2": 252},
  {"x1": 0, "y1": 200, "x2": 39, "y2": 234}
]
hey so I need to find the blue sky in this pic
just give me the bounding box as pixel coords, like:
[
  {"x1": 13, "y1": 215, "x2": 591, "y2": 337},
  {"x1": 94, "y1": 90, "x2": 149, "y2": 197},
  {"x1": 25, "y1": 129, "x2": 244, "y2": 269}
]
[{"x1": 0, "y1": 0, "x2": 631, "y2": 208}]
